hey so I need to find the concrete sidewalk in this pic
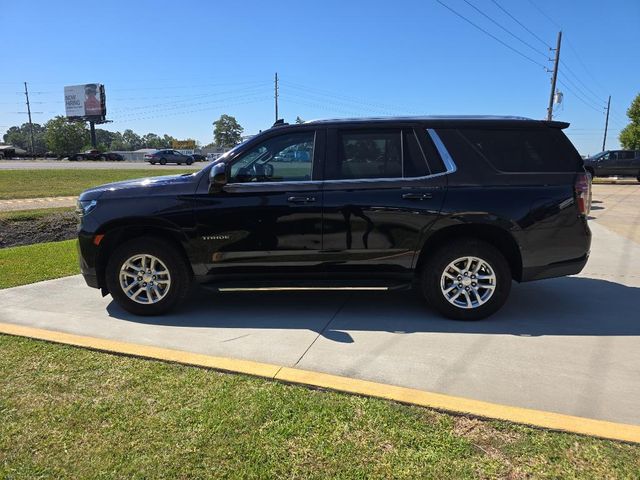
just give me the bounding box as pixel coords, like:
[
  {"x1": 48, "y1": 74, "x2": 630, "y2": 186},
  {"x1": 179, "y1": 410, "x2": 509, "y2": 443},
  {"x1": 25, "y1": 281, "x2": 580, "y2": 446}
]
[{"x1": 1, "y1": 220, "x2": 639, "y2": 427}]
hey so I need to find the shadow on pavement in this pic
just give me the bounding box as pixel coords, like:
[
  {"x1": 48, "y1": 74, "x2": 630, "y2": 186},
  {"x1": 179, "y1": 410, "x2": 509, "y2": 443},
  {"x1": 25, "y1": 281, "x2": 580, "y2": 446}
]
[{"x1": 106, "y1": 276, "x2": 640, "y2": 342}]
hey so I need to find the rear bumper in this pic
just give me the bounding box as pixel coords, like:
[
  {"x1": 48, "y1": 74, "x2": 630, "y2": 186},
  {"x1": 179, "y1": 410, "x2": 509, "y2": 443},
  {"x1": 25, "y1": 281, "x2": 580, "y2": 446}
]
[{"x1": 521, "y1": 253, "x2": 589, "y2": 282}]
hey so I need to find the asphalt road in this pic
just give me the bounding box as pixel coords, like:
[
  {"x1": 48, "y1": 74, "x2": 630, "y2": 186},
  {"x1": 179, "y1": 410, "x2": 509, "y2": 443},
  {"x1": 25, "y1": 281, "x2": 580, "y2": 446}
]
[
  {"x1": 0, "y1": 160, "x2": 204, "y2": 170},
  {"x1": 1, "y1": 184, "x2": 639, "y2": 426}
]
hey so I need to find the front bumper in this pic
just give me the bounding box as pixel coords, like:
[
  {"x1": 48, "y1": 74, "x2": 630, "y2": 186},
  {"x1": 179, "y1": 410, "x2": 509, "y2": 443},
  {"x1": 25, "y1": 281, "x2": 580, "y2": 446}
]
[{"x1": 77, "y1": 231, "x2": 101, "y2": 289}]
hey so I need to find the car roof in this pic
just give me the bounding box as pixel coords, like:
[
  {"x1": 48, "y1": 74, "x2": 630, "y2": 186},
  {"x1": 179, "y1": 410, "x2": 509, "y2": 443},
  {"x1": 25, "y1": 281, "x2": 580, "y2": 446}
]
[{"x1": 279, "y1": 115, "x2": 569, "y2": 129}]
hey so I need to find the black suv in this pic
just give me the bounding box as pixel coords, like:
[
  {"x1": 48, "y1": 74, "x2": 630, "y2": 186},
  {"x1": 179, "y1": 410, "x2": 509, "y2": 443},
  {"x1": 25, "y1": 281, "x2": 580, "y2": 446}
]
[
  {"x1": 77, "y1": 116, "x2": 591, "y2": 320},
  {"x1": 583, "y1": 150, "x2": 640, "y2": 181}
]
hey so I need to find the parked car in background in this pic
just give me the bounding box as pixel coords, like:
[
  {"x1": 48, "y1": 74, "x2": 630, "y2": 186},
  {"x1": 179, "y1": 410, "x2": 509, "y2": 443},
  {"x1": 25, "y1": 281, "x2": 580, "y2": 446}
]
[
  {"x1": 583, "y1": 150, "x2": 640, "y2": 182},
  {"x1": 206, "y1": 152, "x2": 224, "y2": 162},
  {"x1": 191, "y1": 153, "x2": 206, "y2": 162},
  {"x1": 69, "y1": 150, "x2": 123, "y2": 161},
  {"x1": 104, "y1": 152, "x2": 125, "y2": 161},
  {"x1": 77, "y1": 116, "x2": 591, "y2": 320},
  {"x1": 145, "y1": 149, "x2": 194, "y2": 165}
]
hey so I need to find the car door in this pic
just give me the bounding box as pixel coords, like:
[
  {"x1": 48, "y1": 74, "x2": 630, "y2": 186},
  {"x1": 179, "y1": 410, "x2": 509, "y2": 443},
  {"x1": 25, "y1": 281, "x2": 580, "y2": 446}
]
[
  {"x1": 191, "y1": 129, "x2": 324, "y2": 277},
  {"x1": 320, "y1": 126, "x2": 446, "y2": 275},
  {"x1": 620, "y1": 151, "x2": 636, "y2": 177}
]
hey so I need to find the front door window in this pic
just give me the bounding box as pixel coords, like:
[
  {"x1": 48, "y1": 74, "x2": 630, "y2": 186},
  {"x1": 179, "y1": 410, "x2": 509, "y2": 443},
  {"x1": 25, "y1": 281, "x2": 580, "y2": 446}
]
[{"x1": 229, "y1": 132, "x2": 315, "y2": 183}]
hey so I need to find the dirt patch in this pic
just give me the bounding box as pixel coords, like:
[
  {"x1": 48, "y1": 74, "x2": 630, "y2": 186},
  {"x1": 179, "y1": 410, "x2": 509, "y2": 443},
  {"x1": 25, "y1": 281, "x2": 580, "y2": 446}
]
[{"x1": 0, "y1": 211, "x2": 77, "y2": 248}]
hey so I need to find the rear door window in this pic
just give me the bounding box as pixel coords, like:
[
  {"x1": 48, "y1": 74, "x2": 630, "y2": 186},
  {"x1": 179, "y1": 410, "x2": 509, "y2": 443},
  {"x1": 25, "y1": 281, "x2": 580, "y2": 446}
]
[
  {"x1": 326, "y1": 129, "x2": 431, "y2": 180},
  {"x1": 450, "y1": 128, "x2": 581, "y2": 173}
]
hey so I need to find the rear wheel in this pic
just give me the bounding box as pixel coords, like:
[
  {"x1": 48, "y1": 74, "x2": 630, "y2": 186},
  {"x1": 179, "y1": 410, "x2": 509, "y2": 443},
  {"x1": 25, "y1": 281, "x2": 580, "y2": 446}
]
[
  {"x1": 105, "y1": 237, "x2": 192, "y2": 316},
  {"x1": 421, "y1": 239, "x2": 511, "y2": 320},
  {"x1": 186, "y1": 158, "x2": 193, "y2": 165},
  {"x1": 159, "y1": 158, "x2": 167, "y2": 165}
]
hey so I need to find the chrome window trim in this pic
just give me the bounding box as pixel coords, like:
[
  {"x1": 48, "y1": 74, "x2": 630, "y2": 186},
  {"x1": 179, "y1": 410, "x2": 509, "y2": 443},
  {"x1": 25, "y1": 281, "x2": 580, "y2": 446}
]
[
  {"x1": 222, "y1": 129, "x2": 457, "y2": 188},
  {"x1": 427, "y1": 128, "x2": 457, "y2": 174}
]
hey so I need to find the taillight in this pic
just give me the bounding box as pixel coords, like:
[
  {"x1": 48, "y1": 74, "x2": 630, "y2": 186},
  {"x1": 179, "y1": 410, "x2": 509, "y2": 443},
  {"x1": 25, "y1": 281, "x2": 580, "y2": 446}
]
[{"x1": 575, "y1": 172, "x2": 591, "y2": 216}]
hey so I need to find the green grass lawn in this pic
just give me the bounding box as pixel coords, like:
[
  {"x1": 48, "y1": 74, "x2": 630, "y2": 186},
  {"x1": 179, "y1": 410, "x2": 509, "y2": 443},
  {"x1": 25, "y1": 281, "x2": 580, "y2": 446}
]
[
  {"x1": 0, "y1": 240, "x2": 78, "y2": 289},
  {"x1": 0, "y1": 243, "x2": 639, "y2": 476},
  {"x1": 0, "y1": 169, "x2": 194, "y2": 199},
  {"x1": 0, "y1": 335, "x2": 638, "y2": 479}
]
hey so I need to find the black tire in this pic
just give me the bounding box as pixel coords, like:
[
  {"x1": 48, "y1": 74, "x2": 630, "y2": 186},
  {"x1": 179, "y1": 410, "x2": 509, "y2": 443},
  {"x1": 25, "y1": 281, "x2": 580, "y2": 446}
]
[
  {"x1": 420, "y1": 239, "x2": 511, "y2": 320},
  {"x1": 99, "y1": 155, "x2": 106, "y2": 161},
  {"x1": 159, "y1": 158, "x2": 167, "y2": 165},
  {"x1": 150, "y1": 161, "x2": 156, "y2": 165},
  {"x1": 186, "y1": 158, "x2": 193, "y2": 165},
  {"x1": 105, "y1": 237, "x2": 192, "y2": 316}
]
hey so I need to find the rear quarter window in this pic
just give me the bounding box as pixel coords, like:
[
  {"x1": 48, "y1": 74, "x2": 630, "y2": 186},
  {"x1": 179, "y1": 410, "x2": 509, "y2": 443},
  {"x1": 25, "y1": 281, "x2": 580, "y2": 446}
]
[{"x1": 448, "y1": 128, "x2": 582, "y2": 173}]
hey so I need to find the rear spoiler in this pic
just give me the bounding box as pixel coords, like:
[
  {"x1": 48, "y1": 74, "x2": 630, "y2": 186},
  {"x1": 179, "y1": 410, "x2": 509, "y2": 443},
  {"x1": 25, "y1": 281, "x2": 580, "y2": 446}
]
[{"x1": 546, "y1": 121, "x2": 570, "y2": 129}]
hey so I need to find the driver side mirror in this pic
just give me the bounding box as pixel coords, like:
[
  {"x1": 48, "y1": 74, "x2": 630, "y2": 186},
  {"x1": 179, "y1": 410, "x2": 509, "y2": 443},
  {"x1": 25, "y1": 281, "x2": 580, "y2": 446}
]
[{"x1": 209, "y1": 162, "x2": 228, "y2": 193}]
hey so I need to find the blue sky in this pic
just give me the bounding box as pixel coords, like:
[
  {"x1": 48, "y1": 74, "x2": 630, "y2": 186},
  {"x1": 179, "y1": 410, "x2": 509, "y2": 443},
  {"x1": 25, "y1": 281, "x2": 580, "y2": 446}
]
[{"x1": 1, "y1": 0, "x2": 638, "y2": 155}]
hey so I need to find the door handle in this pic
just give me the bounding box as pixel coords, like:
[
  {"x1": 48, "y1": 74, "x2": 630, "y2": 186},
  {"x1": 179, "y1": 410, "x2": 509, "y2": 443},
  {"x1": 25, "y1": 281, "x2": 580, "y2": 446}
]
[
  {"x1": 287, "y1": 196, "x2": 316, "y2": 204},
  {"x1": 402, "y1": 193, "x2": 433, "y2": 200}
]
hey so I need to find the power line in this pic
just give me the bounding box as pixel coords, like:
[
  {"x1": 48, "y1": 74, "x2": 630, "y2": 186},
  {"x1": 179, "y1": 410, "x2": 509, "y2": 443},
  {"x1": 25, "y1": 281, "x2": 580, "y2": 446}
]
[
  {"x1": 526, "y1": 0, "x2": 561, "y2": 29},
  {"x1": 560, "y1": 61, "x2": 607, "y2": 106},
  {"x1": 461, "y1": 0, "x2": 548, "y2": 58},
  {"x1": 489, "y1": 0, "x2": 551, "y2": 49},
  {"x1": 285, "y1": 91, "x2": 398, "y2": 116},
  {"x1": 110, "y1": 97, "x2": 271, "y2": 123},
  {"x1": 111, "y1": 91, "x2": 273, "y2": 120},
  {"x1": 526, "y1": 0, "x2": 609, "y2": 100},
  {"x1": 435, "y1": 0, "x2": 547, "y2": 69},
  {"x1": 558, "y1": 73, "x2": 605, "y2": 110},
  {"x1": 557, "y1": 79, "x2": 605, "y2": 114},
  {"x1": 281, "y1": 80, "x2": 422, "y2": 113}
]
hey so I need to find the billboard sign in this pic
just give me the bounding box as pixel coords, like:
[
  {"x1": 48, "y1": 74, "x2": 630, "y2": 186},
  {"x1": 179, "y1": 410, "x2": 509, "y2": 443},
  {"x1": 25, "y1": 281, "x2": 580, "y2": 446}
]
[
  {"x1": 172, "y1": 140, "x2": 196, "y2": 150},
  {"x1": 64, "y1": 84, "x2": 106, "y2": 121}
]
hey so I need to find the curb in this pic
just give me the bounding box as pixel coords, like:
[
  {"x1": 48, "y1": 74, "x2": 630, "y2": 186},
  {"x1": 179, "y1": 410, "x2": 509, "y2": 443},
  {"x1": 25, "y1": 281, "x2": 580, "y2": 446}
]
[{"x1": 1, "y1": 321, "x2": 638, "y2": 444}]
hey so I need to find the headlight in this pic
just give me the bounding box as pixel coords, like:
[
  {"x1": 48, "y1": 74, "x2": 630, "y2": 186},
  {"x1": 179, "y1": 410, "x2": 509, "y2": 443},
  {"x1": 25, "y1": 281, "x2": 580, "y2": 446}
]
[{"x1": 77, "y1": 199, "x2": 98, "y2": 216}]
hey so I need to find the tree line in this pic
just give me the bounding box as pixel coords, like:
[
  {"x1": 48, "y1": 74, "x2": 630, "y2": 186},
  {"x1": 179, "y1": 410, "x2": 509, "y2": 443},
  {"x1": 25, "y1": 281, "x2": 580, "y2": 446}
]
[
  {"x1": 3, "y1": 112, "x2": 312, "y2": 157},
  {"x1": 2, "y1": 116, "x2": 192, "y2": 156}
]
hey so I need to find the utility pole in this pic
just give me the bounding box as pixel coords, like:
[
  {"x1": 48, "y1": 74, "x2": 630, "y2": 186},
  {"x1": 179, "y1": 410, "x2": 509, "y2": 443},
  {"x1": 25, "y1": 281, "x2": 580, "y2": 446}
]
[
  {"x1": 546, "y1": 31, "x2": 562, "y2": 121},
  {"x1": 23, "y1": 82, "x2": 36, "y2": 155},
  {"x1": 274, "y1": 72, "x2": 279, "y2": 122},
  {"x1": 602, "y1": 95, "x2": 611, "y2": 151},
  {"x1": 89, "y1": 121, "x2": 97, "y2": 149}
]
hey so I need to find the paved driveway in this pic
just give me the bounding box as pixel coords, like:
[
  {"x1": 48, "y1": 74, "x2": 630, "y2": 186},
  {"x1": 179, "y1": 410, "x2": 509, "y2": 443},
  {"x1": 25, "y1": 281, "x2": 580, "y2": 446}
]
[{"x1": 1, "y1": 184, "x2": 639, "y2": 426}]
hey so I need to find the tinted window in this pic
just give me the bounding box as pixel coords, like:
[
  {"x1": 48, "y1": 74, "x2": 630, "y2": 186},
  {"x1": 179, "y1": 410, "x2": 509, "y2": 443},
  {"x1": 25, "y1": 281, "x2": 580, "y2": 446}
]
[
  {"x1": 326, "y1": 129, "x2": 433, "y2": 180},
  {"x1": 454, "y1": 128, "x2": 581, "y2": 173},
  {"x1": 229, "y1": 132, "x2": 314, "y2": 183},
  {"x1": 336, "y1": 131, "x2": 401, "y2": 180},
  {"x1": 403, "y1": 130, "x2": 430, "y2": 177}
]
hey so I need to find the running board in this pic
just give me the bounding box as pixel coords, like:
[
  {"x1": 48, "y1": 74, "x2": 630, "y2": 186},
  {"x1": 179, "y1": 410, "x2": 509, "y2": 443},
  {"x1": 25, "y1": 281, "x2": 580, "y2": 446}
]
[{"x1": 199, "y1": 279, "x2": 413, "y2": 293}]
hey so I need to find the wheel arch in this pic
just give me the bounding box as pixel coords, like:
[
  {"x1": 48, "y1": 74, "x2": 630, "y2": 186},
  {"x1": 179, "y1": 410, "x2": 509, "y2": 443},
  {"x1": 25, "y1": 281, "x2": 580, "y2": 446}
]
[
  {"x1": 95, "y1": 221, "x2": 193, "y2": 292},
  {"x1": 415, "y1": 223, "x2": 523, "y2": 282}
]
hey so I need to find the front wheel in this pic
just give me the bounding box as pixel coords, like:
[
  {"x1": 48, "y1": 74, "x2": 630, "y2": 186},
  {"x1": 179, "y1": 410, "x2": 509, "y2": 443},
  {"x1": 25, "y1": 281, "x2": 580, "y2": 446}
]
[
  {"x1": 105, "y1": 237, "x2": 192, "y2": 316},
  {"x1": 421, "y1": 239, "x2": 511, "y2": 320},
  {"x1": 159, "y1": 158, "x2": 167, "y2": 165}
]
